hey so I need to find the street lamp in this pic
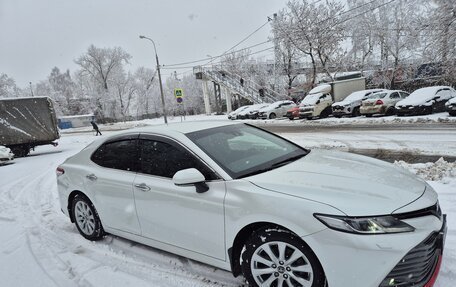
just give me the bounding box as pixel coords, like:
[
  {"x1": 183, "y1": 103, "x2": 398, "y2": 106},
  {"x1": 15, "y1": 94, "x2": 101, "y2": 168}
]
[{"x1": 139, "y1": 35, "x2": 168, "y2": 124}]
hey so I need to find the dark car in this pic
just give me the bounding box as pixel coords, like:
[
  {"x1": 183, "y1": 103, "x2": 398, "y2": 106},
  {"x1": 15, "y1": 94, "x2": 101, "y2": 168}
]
[{"x1": 396, "y1": 86, "x2": 456, "y2": 116}]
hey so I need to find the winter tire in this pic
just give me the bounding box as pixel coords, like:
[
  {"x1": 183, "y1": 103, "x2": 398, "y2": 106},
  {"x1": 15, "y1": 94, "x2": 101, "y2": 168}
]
[
  {"x1": 365, "y1": 114, "x2": 372, "y2": 117},
  {"x1": 242, "y1": 228, "x2": 326, "y2": 287},
  {"x1": 72, "y1": 194, "x2": 105, "y2": 241},
  {"x1": 352, "y1": 107, "x2": 361, "y2": 117},
  {"x1": 269, "y1": 113, "x2": 277, "y2": 119}
]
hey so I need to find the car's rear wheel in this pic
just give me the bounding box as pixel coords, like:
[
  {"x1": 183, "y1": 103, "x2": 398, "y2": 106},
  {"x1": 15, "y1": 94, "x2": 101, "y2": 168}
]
[
  {"x1": 269, "y1": 113, "x2": 276, "y2": 119},
  {"x1": 72, "y1": 194, "x2": 105, "y2": 241},
  {"x1": 242, "y1": 228, "x2": 326, "y2": 287}
]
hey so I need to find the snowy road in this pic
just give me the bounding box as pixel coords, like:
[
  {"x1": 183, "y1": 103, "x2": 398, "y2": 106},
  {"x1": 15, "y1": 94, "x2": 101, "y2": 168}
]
[{"x1": 0, "y1": 128, "x2": 454, "y2": 286}]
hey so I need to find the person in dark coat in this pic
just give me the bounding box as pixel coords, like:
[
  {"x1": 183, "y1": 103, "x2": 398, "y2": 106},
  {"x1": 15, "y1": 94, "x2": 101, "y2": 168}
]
[{"x1": 90, "y1": 121, "x2": 102, "y2": 136}]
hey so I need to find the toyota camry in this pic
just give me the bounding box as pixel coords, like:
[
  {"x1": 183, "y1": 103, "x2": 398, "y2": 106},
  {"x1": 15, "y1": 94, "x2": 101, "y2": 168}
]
[{"x1": 57, "y1": 121, "x2": 446, "y2": 287}]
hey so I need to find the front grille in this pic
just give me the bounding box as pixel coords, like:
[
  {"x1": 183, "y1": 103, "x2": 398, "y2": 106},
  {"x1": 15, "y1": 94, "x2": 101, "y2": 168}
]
[{"x1": 379, "y1": 233, "x2": 440, "y2": 287}]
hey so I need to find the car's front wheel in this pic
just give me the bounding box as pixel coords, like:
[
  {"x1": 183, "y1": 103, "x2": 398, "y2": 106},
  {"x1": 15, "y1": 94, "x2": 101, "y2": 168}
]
[
  {"x1": 72, "y1": 194, "x2": 105, "y2": 241},
  {"x1": 242, "y1": 228, "x2": 326, "y2": 287}
]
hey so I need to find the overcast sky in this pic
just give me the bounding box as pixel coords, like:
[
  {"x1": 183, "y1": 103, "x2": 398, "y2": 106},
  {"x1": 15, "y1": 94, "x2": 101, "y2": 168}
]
[{"x1": 0, "y1": 0, "x2": 289, "y2": 87}]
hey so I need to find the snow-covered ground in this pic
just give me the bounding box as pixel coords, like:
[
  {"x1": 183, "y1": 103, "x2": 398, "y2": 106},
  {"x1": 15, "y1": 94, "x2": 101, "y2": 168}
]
[{"x1": 1, "y1": 116, "x2": 455, "y2": 286}]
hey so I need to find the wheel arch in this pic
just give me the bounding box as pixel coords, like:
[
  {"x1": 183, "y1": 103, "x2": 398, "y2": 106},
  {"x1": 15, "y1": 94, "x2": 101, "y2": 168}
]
[
  {"x1": 67, "y1": 190, "x2": 92, "y2": 223},
  {"x1": 228, "y1": 221, "x2": 297, "y2": 277}
]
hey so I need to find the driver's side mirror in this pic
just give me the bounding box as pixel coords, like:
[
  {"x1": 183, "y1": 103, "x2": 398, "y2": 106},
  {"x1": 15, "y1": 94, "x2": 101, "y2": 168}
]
[
  {"x1": 173, "y1": 168, "x2": 209, "y2": 193},
  {"x1": 316, "y1": 100, "x2": 320, "y2": 104}
]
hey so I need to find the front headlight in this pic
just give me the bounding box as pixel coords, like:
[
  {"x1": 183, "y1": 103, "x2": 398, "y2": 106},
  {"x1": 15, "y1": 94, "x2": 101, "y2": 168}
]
[{"x1": 314, "y1": 214, "x2": 415, "y2": 234}]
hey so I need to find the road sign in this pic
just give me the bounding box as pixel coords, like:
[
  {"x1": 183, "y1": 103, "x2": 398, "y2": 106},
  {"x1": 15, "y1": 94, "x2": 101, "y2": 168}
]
[{"x1": 174, "y1": 88, "x2": 183, "y2": 104}]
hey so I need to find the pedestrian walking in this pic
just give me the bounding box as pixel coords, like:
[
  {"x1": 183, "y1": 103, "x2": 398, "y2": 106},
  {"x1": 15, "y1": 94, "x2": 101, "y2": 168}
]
[{"x1": 91, "y1": 121, "x2": 102, "y2": 136}]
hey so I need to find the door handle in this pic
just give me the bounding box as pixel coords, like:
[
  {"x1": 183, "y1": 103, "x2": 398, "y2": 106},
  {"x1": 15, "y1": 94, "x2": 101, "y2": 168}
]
[
  {"x1": 86, "y1": 174, "x2": 97, "y2": 181},
  {"x1": 134, "y1": 183, "x2": 151, "y2": 192}
]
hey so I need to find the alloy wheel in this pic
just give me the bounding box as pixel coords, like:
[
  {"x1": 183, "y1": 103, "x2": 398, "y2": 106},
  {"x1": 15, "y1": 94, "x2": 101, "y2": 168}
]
[
  {"x1": 74, "y1": 201, "x2": 96, "y2": 236},
  {"x1": 250, "y1": 241, "x2": 314, "y2": 287}
]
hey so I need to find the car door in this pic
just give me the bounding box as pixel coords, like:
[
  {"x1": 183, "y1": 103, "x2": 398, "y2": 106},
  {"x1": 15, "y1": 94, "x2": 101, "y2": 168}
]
[
  {"x1": 435, "y1": 89, "x2": 450, "y2": 112},
  {"x1": 388, "y1": 92, "x2": 401, "y2": 106},
  {"x1": 87, "y1": 135, "x2": 142, "y2": 235},
  {"x1": 133, "y1": 135, "x2": 226, "y2": 260},
  {"x1": 279, "y1": 102, "x2": 293, "y2": 116}
]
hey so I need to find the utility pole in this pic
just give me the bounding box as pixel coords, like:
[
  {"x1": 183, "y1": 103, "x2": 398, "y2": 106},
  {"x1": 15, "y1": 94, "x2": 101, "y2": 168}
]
[{"x1": 139, "y1": 35, "x2": 168, "y2": 124}]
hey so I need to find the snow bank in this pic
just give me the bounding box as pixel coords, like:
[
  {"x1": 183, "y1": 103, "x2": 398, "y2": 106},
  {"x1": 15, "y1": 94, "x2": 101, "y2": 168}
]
[{"x1": 394, "y1": 158, "x2": 456, "y2": 181}]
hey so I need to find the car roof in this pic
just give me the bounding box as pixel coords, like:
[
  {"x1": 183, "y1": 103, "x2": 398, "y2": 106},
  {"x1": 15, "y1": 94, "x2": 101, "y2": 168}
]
[{"x1": 126, "y1": 120, "x2": 241, "y2": 136}]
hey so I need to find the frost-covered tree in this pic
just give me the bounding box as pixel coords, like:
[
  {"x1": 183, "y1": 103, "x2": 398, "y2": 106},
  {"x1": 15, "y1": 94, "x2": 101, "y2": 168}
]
[
  {"x1": 75, "y1": 45, "x2": 131, "y2": 120},
  {"x1": 273, "y1": 0, "x2": 345, "y2": 86},
  {"x1": 0, "y1": 73, "x2": 20, "y2": 98},
  {"x1": 132, "y1": 67, "x2": 159, "y2": 119}
]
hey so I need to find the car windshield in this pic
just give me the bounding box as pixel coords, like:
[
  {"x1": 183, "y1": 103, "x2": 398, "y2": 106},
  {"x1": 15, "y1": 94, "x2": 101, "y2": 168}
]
[
  {"x1": 367, "y1": 92, "x2": 387, "y2": 99},
  {"x1": 186, "y1": 124, "x2": 308, "y2": 179},
  {"x1": 301, "y1": 93, "x2": 322, "y2": 105},
  {"x1": 344, "y1": 91, "x2": 367, "y2": 101}
]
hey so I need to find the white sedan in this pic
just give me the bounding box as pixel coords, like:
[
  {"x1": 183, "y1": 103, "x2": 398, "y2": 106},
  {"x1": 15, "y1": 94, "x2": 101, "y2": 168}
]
[
  {"x1": 0, "y1": 145, "x2": 14, "y2": 165},
  {"x1": 56, "y1": 121, "x2": 446, "y2": 287}
]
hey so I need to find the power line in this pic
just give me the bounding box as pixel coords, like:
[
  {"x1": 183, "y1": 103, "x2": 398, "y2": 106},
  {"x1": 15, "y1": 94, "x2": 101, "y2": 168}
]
[
  {"x1": 160, "y1": 46, "x2": 275, "y2": 70},
  {"x1": 162, "y1": 40, "x2": 272, "y2": 67}
]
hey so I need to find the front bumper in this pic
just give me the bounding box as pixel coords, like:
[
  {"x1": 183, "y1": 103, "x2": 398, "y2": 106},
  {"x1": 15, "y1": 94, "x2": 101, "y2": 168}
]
[
  {"x1": 332, "y1": 108, "x2": 350, "y2": 116},
  {"x1": 303, "y1": 214, "x2": 446, "y2": 287},
  {"x1": 379, "y1": 214, "x2": 446, "y2": 287},
  {"x1": 396, "y1": 105, "x2": 429, "y2": 116},
  {"x1": 446, "y1": 104, "x2": 456, "y2": 113}
]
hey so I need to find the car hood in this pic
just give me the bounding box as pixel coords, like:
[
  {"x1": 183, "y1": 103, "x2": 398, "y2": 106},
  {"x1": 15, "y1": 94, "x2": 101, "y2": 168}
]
[
  {"x1": 332, "y1": 100, "x2": 352, "y2": 107},
  {"x1": 247, "y1": 149, "x2": 426, "y2": 216}
]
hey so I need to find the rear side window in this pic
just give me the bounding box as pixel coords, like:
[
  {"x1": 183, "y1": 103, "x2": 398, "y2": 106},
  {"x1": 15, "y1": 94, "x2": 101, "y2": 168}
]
[
  {"x1": 139, "y1": 139, "x2": 217, "y2": 180},
  {"x1": 91, "y1": 139, "x2": 138, "y2": 172}
]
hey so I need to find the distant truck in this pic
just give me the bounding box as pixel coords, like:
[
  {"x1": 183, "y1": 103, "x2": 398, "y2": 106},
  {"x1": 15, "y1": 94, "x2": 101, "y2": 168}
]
[
  {"x1": 299, "y1": 77, "x2": 366, "y2": 119},
  {"x1": 0, "y1": 97, "x2": 60, "y2": 157}
]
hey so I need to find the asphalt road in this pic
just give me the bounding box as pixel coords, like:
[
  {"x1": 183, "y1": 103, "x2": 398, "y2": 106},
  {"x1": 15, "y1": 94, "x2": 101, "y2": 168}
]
[{"x1": 252, "y1": 122, "x2": 456, "y2": 163}]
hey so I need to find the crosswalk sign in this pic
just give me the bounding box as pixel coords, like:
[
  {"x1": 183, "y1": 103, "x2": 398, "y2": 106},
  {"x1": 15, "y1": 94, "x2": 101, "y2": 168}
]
[{"x1": 174, "y1": 88, "x2": 183, "y2": 104}]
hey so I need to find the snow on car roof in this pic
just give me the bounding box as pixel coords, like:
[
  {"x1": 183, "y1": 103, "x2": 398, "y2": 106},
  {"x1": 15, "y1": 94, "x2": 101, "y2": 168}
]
[
  {"x1": 342, "y1": 89, "x2": 384, "y2": 102},
  {"x1": 397, "y1": 86, "x2": 452, "y2": 105},
  {"x1": 127, "y1": 121, "x2": 241, "y2": 136}
]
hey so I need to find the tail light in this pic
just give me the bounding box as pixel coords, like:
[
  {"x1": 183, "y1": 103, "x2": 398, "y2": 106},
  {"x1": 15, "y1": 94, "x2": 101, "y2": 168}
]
[
  {"x1": 375, "y1": 99, "x2": 384, "y2": 105},
  {"x1": 56, "y1": 167, "x2": 65, "y2": 176}
]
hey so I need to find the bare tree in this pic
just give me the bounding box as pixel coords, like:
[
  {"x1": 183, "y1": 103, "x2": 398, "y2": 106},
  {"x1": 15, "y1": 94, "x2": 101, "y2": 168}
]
[{"x1": 75, "y1": 45, "x2": 131, "y2": 120}]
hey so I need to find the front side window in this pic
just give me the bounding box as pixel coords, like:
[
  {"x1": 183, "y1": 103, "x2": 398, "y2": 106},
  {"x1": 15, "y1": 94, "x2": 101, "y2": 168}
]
[
  {"x1": 390, "y1": 92, "x2": 400, "y2": 99},
  {"x1": 91, "y1": 139, "x2": 138, "y2": 172},
  {"x1": 187, "y1": 124, "x2": 308, "y2": 179},
  {"x1": 139, "y1": 139, "x2": 216, "y2": 180}
]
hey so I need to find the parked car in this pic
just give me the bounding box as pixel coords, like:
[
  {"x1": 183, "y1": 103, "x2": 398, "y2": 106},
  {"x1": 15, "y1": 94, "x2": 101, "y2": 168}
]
[
  {"x1": 396, "y1": 86, "x2": 456, "y2": 116},
  {"x1": 332, "y1": 89, "x2": 384, "y2": 117},
  {"x1": 57, "y1": 121, "x2": 446, "y2": 287},
  {"x1": 0, "y1": 145, "x2": 14, "y2": 165},
  {"x1": 258, "y1": 100, "x2": 297, "y2": 119},
  {"x1": 237, "y1": 103, "x2": 270, "y2": 119},
  {"x1": 285, "y1": 106, "x2": 301, "y2": 120},
  {"x1": 227, "y1": 105, "x2": 251, "y2": 120},
  {"x1": 360, "y1": 90, "x2": 409, "y2": 117},
  {"x1": 299, "y1": 85, "x2": 333, "y2": 119},
  {"x1": 446, "y1": 97, "x2": 456, "y2": 116}
]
